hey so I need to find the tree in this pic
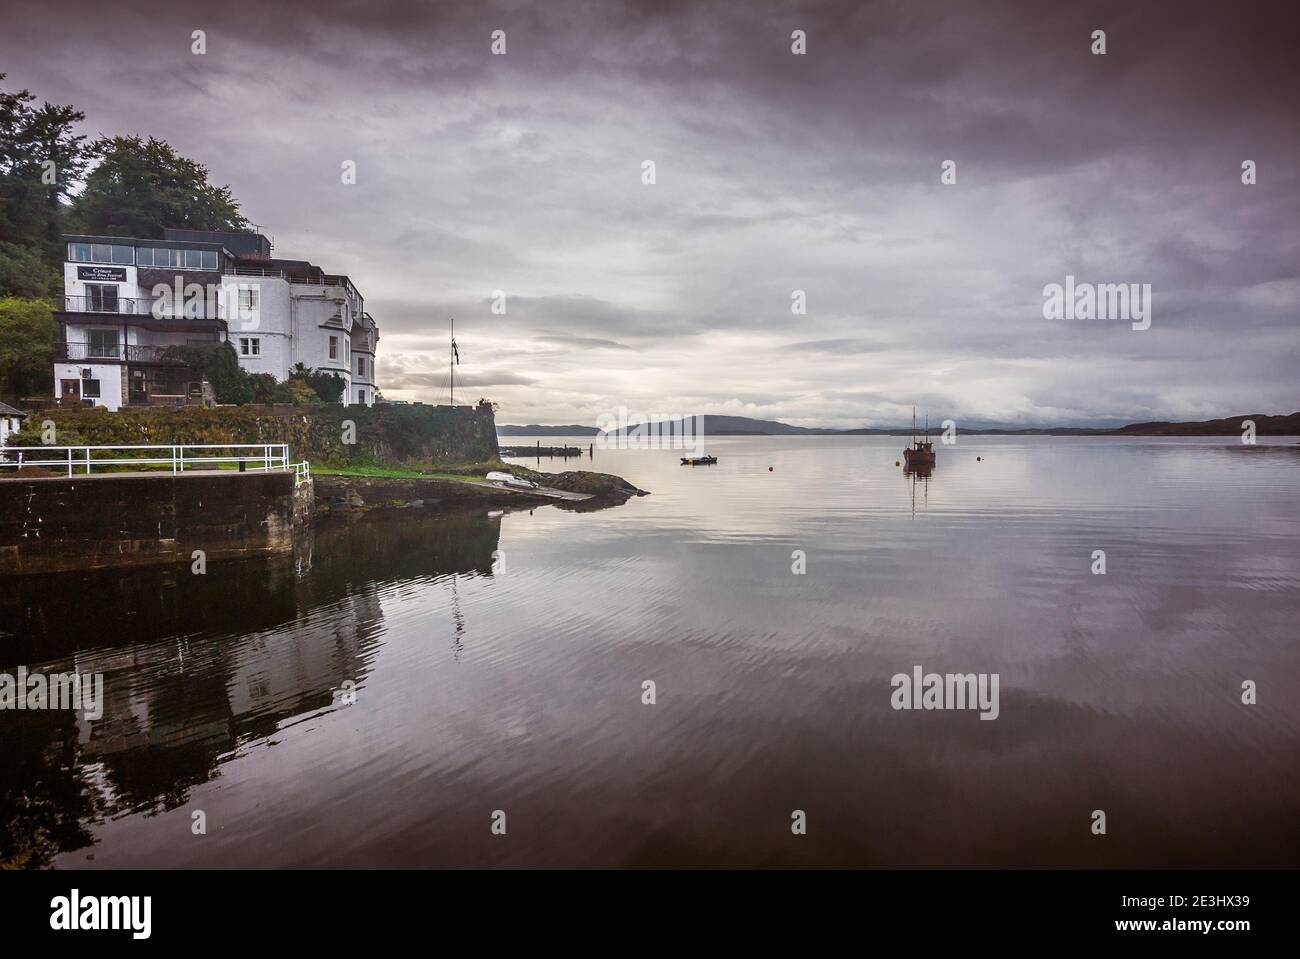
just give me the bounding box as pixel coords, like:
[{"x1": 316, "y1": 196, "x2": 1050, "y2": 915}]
[
  {"x1": 0, "y1": 242, "x2": 60, "y2": 299},
  {"x1": 248, "y1": 371, "x2": 280, "y2": 404},
  {"x1": 27, "y1": 102, "x2": 88, "y2": 253},
  {"x1": 74, "y1": 136, "x2": 249, "y2": 238},
  {"x1": 0, "y1": 296, "x2": 56, "y2": 400},
  {"x1": 0, "y1": 75, "x2": 87, "y2": 288},
  {"x1": 0, "y1": 76, "x2": 40, "y2": 243},
  {"x1": 288, "y1": 362, "x2": 344, "y2": 404},
  {"x1": 283, "y1": 379, "x2": 319, "y2": 405},
  {"x1": 160, "y1": 342, "x2": 252, "y2": 404}
]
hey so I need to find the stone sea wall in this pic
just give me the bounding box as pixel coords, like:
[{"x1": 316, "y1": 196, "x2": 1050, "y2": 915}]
[
  {"x1": 0, "y1": 471, "x2": 311, "y2": 576},
  {"x1": 8, "y1": 403, "x2": 500, "y2": 469}
]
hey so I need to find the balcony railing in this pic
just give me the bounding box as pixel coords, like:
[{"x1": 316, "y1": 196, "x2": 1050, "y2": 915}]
[
  {"x1": 60, "y1": 294, "x2": 223, "y2": 321},
  {"x1": 55, "y1": 341, "x2": 216, "y2": 363},
  {"x1": 226, "y1": 267, "x2": 362, "y2": 309}
]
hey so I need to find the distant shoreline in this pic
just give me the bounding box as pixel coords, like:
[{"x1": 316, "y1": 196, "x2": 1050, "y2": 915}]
[{"x1": 498, "y1": 411, "x2": 1300, "y2": 438}]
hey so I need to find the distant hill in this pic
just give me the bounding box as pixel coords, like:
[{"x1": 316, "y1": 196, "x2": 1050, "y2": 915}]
[
  {"x1": 496, "y1": 424, "x2": 601, "y2": 436},
  {"x1": 1110, "y1": 412, "x2": 1300, "y2": 435},
  {"x1": 498, "y1": 412, "x2": 1300, "y2": 437}
]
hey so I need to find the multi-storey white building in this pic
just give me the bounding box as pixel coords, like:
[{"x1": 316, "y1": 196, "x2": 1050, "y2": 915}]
[{"x1": 53, "y1": 229, "x2": 379, "y2": 409}]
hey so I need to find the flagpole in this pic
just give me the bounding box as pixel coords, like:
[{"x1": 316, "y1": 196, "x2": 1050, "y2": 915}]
[{"x1": 450, "y1": 317, "x2": 454, "y2": 407}]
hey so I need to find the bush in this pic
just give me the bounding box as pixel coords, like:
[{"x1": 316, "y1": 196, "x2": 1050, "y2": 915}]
[
  {"x1": 160, "y1": 342, "x2": 251, "y2": 404},
  {"x1": 18, "y1": 403, "x2": 502, "y2": 468},
  {"x1": 248, "y1": 372, "x2": 279, "y2": 404},
  {"x1": 287, "y1": 363, "x2": 343, "y2": 403}
]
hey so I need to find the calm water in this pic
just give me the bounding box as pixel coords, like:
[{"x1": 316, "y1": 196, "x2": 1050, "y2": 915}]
[{"x1": 2, "y1": 435, "x2": 1298, "y2": 868}]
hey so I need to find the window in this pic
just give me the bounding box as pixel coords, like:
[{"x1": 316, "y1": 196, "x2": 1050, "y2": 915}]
[
  {"x1": 82, "y1": 379, "x2": 101, "y2": 398},
  {"x1": 137, "y1": 247, "x2": 217, "y2": 270},
  {"x1": 239, "y1": 288, "x2": 258, "y2": 310},
  {"x1": 357, "y1": 356, "x2": 366, "y2": 376},
  {"x1": 84, "y1": 284, "x2": 120, "y2": 313},
  {"x1": 87, "y1": 330, "x2": 120, "y2": 359},
  {"x1": 68, "y1": 242, "x2": 133, "y2": 264},
  {"x1": 239, "y1": 337, "x2": 261, "y2": 356},
  {"x1": 329, "y1": 336, "x2": 338, "y2": 360},
  {"x1": 357, "y1": 389, "x2": 366, "y2": 404}
]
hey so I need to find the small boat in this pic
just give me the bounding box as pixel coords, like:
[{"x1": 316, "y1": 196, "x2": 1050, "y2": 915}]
[
  {"x1": 680, "y1": 455, "x2": 717, "y2": 465},
  {"x1": 902, "y1": 408, "x2": 936, "y2": 469},
  {"x1": 485, "y1": 470, "x2": 539, "y2": 489}
]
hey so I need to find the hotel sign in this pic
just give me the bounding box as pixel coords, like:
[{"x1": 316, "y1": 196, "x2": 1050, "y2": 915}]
[{"x1": 77, "y1": 266, "x2": 127, "y2": 282}]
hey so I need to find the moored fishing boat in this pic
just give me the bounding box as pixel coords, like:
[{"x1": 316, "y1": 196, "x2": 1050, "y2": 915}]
[
  {"x1": 680, "y1": 455, "x2": 718, "y2": 465},
  {"x1": 902, "y1": 408, "x2": 936, "y2": 469}
]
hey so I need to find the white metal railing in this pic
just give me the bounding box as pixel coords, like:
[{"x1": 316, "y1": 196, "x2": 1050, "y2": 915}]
[{"x1": 0, "y1": 444, "x2": 311, "y2": 480}]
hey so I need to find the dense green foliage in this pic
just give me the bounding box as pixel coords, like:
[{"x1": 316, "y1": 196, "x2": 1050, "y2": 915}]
[
  {"x1": 0, "y1": 241, "x2": 61, "y2": 300},
  {"x1": 1, "y1": 78, "x2": 86, "y2": 248},
  {"x1": 0, "y1": 74, "x2": 86, "y2": 303},
  {"x1": 74, "y1": 136, "x2": 248, "y2": 238},
  {"x1": 0, "y1": 296, "x2": 57, "y2": 399},
  {"x1": 152, "y1": 346, "x2": 353, "y2": 407},
  {"x1": 161, "y1": 342, "x2": 251, "y2": 404},
  {"x1": 288, "y1": 362, "x2": 345, "y2": 404}
]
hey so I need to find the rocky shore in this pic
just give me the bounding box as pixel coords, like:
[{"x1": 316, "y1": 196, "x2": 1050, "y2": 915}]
[
  {"x1": 314, "y1": 468, "x2": 647, "y2": 518},
  {"x1": 0, "y1": 464, "x2": 647, "y2": 576}
]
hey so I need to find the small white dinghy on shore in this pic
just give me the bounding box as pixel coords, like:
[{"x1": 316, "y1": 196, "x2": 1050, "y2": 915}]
[{"x1": 486, "y1": 470, "x2": 539, "y2": 490}]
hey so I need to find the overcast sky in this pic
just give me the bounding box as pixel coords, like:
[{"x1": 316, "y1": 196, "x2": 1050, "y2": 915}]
[{"x1": 5, "y1": 0, "x2": 1297, "y2": 426}]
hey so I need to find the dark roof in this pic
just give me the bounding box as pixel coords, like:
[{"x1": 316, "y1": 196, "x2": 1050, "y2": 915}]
[
  {"x1": 0, "y1": 401, "x2": 28, "y2": 417},
  {"x1": 165, "y1": 228, "x2": 272, "y2": 257},
  {"x1": 64, "y1": 233, "x2": 232, "y2": 254},
  {"x1": 239, "y1": 256, "x2": 363, "y2": 301},
  {"x1": 260, "y1": 257, "x2": 321, "y2": 279}
]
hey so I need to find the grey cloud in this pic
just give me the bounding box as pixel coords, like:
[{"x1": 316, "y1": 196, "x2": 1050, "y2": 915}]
[
  {"x1": 4, "y1": 0, "x2": 1297, "y2": 424},
  {"x1": 533, "y1": 333, "x2": 634, "y2": 350}
]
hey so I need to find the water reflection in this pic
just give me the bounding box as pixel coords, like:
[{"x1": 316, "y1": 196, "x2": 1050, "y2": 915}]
[
  {"x1": 903, "y1": 460, "x2": 933, "y2": 517},
  {"x1": 2, "y1": 436, "x2": 1297, "y2": 868},
  {"x1": 0, "y1": 511, "x2": 503, "y2": 868}
]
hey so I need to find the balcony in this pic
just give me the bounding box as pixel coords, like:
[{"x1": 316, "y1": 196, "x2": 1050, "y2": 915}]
[
  {"x1": 59, "y1": 294, "x2": 223, "y2": 322},
  {"x1": 55, "y1": 341, "x2": 217, "y2": 364}
]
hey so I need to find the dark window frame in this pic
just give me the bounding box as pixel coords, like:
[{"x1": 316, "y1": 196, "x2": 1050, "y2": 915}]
[{"x1": 86, "y1": 329, "x2": 121, "y2": 359}]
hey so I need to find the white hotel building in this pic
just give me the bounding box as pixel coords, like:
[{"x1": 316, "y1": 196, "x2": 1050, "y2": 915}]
[{"x1": 54, "y1": 228, "x2": 379, "y2": 410}]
